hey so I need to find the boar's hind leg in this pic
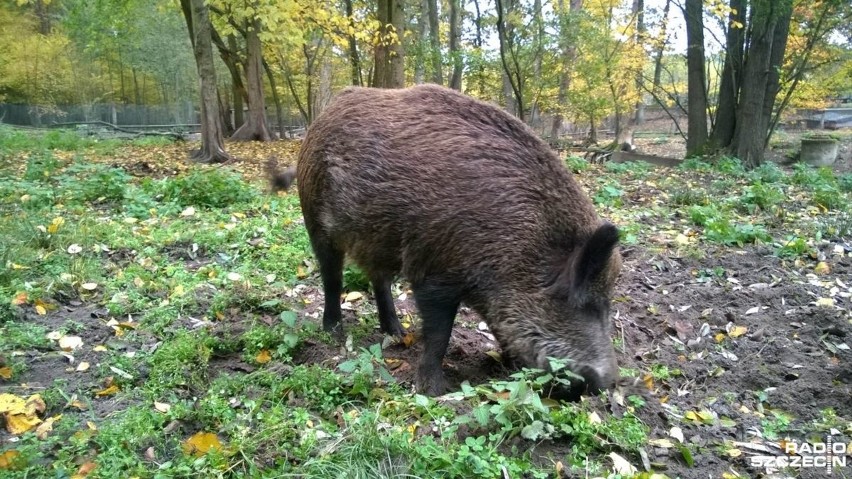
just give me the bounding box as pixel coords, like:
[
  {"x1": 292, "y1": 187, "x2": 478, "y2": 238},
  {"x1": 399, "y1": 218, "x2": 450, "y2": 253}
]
[
  {"x1": 372, "y1": 276, "x2": 405, "y2": 337},
  {"x1": 314, "y1": 241, "x2": 344, "y2": 335},
  {"x1": 413, "y1": 282, "x2": 459, "y2": 396}
]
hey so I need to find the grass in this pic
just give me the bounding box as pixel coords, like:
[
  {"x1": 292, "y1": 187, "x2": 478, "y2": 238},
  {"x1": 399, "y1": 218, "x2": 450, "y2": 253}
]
[{"x1": 1, "y1": 129, "x2": 850, "y2": 477}]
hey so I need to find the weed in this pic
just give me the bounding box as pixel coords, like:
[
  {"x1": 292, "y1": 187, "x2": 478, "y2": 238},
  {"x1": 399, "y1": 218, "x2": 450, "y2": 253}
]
[
  {"x1": 161, "y1": 168, "x2": 256, "y2": 208},
  {"x1": 704, "y1": 218, "x2": 771, "y2": 246},
  {"x1": 566, "y1": 155, "x2": 590, "y2": 173},
  {"x1": 777, "y1": 236, "x2": 811, "y2": 258},
  {"x1": 679, "y1": 158, "x2": 713, "y2": 172},
  {"x1": 671, "y1": 187, "x2": 708, "y2": 206},
  {"x1": 749, "y1": 162, "x2": 786, "y2": 184},
  {"x1": 813, "y1": 185, "x2": 847, "y2": 211},
  {"x1": 738, "y1": 183, "x2": 784, "y2": 213},
  {"x1": 715, "y1": 156, "x2": 746, "y2": 176},
  {"x1": 594, "y1": 182, "x2": 625, "y2": 207}
]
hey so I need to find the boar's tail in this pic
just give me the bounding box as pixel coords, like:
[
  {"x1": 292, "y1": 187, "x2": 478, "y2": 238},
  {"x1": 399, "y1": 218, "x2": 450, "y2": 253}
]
[{"x1": 266, "y1": 157, "x2": 297, "y2": 192}]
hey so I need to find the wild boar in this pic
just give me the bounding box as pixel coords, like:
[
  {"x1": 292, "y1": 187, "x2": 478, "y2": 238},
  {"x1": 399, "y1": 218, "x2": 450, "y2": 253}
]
[{"x1": 270, "y1": 84, "x2": 621, "y2": 397}]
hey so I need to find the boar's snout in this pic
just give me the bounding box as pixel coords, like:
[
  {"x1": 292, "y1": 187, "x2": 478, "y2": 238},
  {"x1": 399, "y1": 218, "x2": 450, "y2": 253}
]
[{"x1": 546, "y1": 361, "x2": 617, "y2": 401}]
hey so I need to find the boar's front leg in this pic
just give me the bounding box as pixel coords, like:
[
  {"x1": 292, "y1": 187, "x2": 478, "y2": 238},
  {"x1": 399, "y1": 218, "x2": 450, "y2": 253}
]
[
  {"x1": 371, "y1": 275, "x2": 405, "y2": 337},
  {"x1": 413, "y1": 280, "x2": 460, "y2": 396}
]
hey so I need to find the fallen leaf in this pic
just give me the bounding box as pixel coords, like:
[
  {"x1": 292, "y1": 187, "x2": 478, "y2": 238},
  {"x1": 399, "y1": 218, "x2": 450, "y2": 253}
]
[
  {"x1": 6, "y1": 413, "x2": 42, "y2": 434},
  {"x1": 0, "y1": 367, "x2": 12, "y2": 379},
  {"x1": 35, "y1": 305, "x2": 47, "y2": 315},
  {"x1": 154, "y1": 402, "x2": 171, "y2": 413},
  {"x1": 95, "y1": 385, "x2": 120, "y2": 397},
  {"x1": 344, "y1": 291, "x2": 363, "y2": 302},
  {"x1": 226, "y1": 272, "x2": 242, "y2": 282},
  {"x1": 36, "y1": 414, "x2": 61, "y2": 440},
  {"x1": 609, "y1": 452, "x2": 637, "y2": 475},
  {"x1": 649, "y1": 438, "x2": 675, "y2": 448},
  {"x1": 745, "y1": 306, "x2": 760, "y2": 315},
  {"x1": 727, "y1": 448, "x2": 742, "y2": 458},
  {"x1": 814, "y1": 262, "x2": 830, "y2": 275},
  {"x1": 182, "y1": 432, "x2": 223, "y2": 457},
  {"x1": 81, "y1": 283, "x2": 98, "y2": 291},
  {"x1": 67, "y1": 244, "x2": 83, "y2": 254},
  {"x1": 93, "y1": 345, "x2": 108, "y2": 352},
  {"x1": 255, "y1": 350, "x2": 272, "y2": 364},
  {"x1": 0, "y1": 450, "x2": 22, "y2": 470},
  {"x1": 402, "y1": 332, "x2": 416, "y2": 348},
  {"x1": 485, "y1": 350, "x2": 502, "y2": 362},
  {"x1": 11, "y1": 292, "x2": 28, "y2": 306},
  {"x1": 815, "y1": 297, "x2": 834, "y2": 307},
  {"x1": 58, "y1": 336, "x2": 84, "y2": 351},
  {"x1": 588, "y1": 411, "x2": 602, "y2": 424},
  {"x1": 180, "y1": 207, "x2": 196, "y2": 217},
  {"x1": 76, "y1": 362, "x2": 90, "y2": 372},
  {"x1": 728, "y1": 326, "x2": 748, "y2": 338},
  {"x1": 71, "y1": 461, "x2": 96, "y2": 479}
]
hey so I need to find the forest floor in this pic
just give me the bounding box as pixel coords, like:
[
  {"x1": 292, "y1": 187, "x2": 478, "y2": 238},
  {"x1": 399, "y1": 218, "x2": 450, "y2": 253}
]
[{"x1": 0, "y1": 126, "x2": 851, "y2": 478}]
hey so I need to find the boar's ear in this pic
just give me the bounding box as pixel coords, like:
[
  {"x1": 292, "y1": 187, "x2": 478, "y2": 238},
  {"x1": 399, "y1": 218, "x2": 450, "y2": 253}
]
[{"x1": 567, "y1": 223, "x2": 620, "y2": 301}]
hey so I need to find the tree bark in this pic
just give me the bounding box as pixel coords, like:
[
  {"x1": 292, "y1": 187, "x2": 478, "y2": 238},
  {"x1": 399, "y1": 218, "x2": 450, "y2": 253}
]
[
  {"x1": 263, "y1": 60, "x2": 285, "y2": 139},
  {"x1": 181, "y1": 0, "x2": 232, "y2": 163},
  {"x1": 373, "y1": 0, "x2": 406, "y2": 88},
  {"x1": 709, "y1": 0, "x2": 744, "y2": 149},
  {"x1": 632, "y1": 0, "x2": 645, "y2": 125},
  {"x1": 427, "y1": 0, "x2": 442, "y2": 84},
  {"x1": 344, "y1": 0, "x2": 363, "y2": 86},
  {"x1": 415, "y1": 0, "x2": 428, "y2": 83},
  {"x1": 496, "y1": 0, "x2": 524, "y2": 121},
  {"x1": 684, "y1": 0, "x2": 708, "y2": 156},
  {"x1": 448, "y1": 0, "x2": 463, "y2": 90},
  {"x1": 231, "y1": 20, "x2": 273, "y2": 141},
  {"x1": 731, "y1": 0, "x2": 793, "y2": 167}
]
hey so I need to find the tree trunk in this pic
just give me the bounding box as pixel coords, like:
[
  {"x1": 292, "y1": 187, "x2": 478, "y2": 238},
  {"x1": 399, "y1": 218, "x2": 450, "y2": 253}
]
[
  {"x1": 181, "y1": 0, "x2": 232, "y2": 163},
  {"x1": 448, "y1": 0, "x2": 462, "y2": 90},
  {"x1": 472, "y1": 0, "x2": 486, "y2": 95},
  {"x1": 316, "y1": 55, "x2": 334, "y2": 118},
  {"x1": 415, "y1": 0, "x2": 428, "y2": 83},
  {"x1": 263, "y1": 60, "x2": 285, "y2": 139},
  {"x1": 709, "y1": 0, "x2": 744, "y2": 149},
  {"x1": 632, "y1": 0, "x2": 645, "y2": 125},
  {"x1": 651, "y1": 0, "x2": 671, "y2": 97},
  {"x1": 529, "y1": 0, "x2": 544, "y2": 129},
  {"x1": 345, "y1": 0, "x2": 363, "y2": 86},
  {"x1": 496, "y1": 0, "x2": 524, "y2": 122},
  {"x1": 227, "y1": 35, "x2": 246, "y2": 130},
  {"x1": 731, "y1": 0, "x2": 793, "y2": 167},
  {"x1": 427, "y1": 0, "x2": 442, "y2": 84},
  {"x1": 549, "y1": 0, "x2": 583, "y2": 139},
  {"x1": 373, "y1": 0, "x2": 406, "y2": 88},
  {"x1": 684, "y1": 0, "x2": 708, "y2": 157},
  {"x1": 231, "y1": 20, "x2": 273, "y2": 141}
]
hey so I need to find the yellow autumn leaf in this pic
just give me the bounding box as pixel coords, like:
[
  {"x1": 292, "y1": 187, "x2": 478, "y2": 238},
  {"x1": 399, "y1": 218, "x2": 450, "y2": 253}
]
[
  {"x1": 255, "y1": 350, "x2": 272, "y2": 364},
  {"x1": 95, "y1": 385, "x2": 120, "y2": 397},
  {"x1": 36, "y1": 414, "x2": 61, "y2": 440},
  {"x1": 154, "y1": 402, "x2": 171, "y2": 413},
  {"x1": 35, "y1": 305, "x2": 47, "y2": 315},
  {"x1": 47, "y1": 217, "x2": 64, "y2": 234},
  {"x1": 6, "y1": 413, "x2": 42, "y2": 434},
  {"x1": 814, "y1": 262, "x2": 830, "y2": 275},
  {"x1": 344, "y1": 291, "x2": 363, "y2": 302},
  {"x1": 0, "y1": 394, "x2": 27, "y2": 415},
  {"x1": 0, "y1": 450, "x2": 23, "y2": 470},
  {"x1": 0, "y1": 367, "x2": 12, "y2": 380},
  {"x1": 402, "y1": 332, "x2": 416, "y2": 348},
  {"x1": 728, "y1": 326, "x2": 748, "y2": 338},
  {"x1": 714, "y1": 332, "x2": 726, "y2": 343},
  {"x1": 182, "y1": 432, "x2": 223, "y2": 457}
]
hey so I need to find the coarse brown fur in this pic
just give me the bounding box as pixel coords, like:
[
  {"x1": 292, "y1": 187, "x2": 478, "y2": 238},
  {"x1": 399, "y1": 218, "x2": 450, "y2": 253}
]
[{"x1": 271, "y1": 84, "x2": 622, "y2": 397}]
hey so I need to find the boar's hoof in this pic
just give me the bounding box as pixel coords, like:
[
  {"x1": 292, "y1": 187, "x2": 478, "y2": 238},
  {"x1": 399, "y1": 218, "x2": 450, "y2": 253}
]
[{"x1": 416, "y1": 368, "x2": 447, "y2": 396}]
